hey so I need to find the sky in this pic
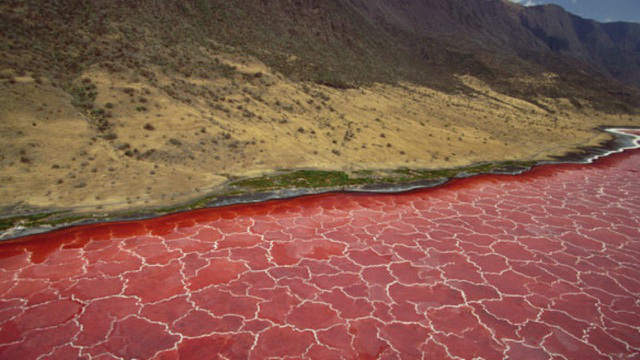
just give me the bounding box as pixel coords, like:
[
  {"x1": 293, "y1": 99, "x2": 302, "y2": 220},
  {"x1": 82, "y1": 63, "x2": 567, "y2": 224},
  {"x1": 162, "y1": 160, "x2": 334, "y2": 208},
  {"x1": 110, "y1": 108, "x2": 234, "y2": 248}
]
[{"x1": 508, "y1": 0, "x2": 640, "y2": 23}]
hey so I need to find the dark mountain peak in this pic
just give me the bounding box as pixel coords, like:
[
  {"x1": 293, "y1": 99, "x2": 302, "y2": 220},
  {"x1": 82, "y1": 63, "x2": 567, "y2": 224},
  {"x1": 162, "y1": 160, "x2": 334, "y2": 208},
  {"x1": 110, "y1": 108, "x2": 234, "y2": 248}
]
[{"x1": 512, "y1": 4, "x2": 640, "y2": 87}]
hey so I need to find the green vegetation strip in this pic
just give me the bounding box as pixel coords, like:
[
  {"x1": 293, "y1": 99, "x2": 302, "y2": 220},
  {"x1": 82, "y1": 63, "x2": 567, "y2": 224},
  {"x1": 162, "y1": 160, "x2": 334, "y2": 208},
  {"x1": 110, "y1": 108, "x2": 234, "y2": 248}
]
[
  {"x1": 231, "y1": 161, "x2": 536, "y2": 192},
  {"x1": 0, "y1": 160, "x2": 537, "y2": 234}
]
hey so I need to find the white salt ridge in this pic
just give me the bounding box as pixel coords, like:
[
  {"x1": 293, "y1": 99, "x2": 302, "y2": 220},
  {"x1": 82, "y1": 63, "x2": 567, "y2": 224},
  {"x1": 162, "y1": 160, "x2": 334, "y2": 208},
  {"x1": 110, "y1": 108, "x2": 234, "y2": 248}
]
[{"x1": 592, "y1": 127, "x2": 640, "y2": 162}]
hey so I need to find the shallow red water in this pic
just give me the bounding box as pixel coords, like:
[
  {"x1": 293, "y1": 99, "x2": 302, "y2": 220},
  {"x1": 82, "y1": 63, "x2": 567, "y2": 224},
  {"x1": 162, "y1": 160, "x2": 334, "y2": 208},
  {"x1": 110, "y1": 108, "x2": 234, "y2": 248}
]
[{"x1": 1, "y1": 147, "x2": 640, "y2": 359}]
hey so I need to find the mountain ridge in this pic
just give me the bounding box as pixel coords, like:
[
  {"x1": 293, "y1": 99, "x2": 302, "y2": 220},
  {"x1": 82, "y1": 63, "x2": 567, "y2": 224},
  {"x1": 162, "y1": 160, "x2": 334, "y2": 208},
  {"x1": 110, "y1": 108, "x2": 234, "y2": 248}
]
[
  {"x1": 342, "y1": 0, "x2": 640, "y2": 108},
  {"x1": 2, "y1": 0, "x2": 639, "y2": 110}
]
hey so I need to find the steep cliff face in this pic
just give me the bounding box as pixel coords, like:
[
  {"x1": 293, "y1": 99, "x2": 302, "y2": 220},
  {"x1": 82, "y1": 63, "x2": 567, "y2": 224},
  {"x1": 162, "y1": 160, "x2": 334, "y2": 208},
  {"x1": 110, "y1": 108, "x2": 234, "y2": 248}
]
[
  {"x1": 601, "y1": 22, "x2": 640, "y2": 82},
  {"x1": 344, "y1": 0, "x2": 640, "y2": 88},
  {"x1": 518, "y1": 5, "x2": 640, "y2": 86},
  {"x1": 346, "y1": 0, "x2": 539, "y2": 51},
  {"x1": 349, "y1": 0, "x2": 640, "y2": 109}
]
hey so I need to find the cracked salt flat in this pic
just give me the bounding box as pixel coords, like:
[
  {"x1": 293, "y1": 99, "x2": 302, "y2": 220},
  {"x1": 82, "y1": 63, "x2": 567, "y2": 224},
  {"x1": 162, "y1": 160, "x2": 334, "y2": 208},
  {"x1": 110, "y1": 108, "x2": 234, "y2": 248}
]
[{"x1": 0, "y1": 130, "x2": 639, "y2": 359}]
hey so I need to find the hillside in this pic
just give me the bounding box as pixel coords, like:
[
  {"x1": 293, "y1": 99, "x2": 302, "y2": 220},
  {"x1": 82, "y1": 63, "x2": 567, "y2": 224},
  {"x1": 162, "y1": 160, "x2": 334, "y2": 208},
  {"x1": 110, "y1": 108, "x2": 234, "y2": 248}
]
[
  {"x1": 3, "y1": 0, "x2": 640, "y2": 105},
  {"x1": 0, "y1": 0, "x2": 639, "y2": 222}
]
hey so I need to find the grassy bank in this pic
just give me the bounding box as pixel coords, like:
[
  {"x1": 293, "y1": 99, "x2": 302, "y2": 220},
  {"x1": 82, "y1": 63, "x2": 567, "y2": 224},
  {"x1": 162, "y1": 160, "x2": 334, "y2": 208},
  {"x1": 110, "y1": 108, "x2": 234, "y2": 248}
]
[{"x1": 0, "y1": 159, "x2": 537, "y2": 236}]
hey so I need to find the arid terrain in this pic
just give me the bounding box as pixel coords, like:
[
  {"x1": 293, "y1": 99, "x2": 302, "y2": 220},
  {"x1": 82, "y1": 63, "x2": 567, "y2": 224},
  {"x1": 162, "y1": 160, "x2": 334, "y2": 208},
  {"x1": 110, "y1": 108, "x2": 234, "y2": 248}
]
[
  {"x1": 2, "y1": 134, "x2": 640, "y2": 359},
  {"x1": 1, "y1": 63, "x2": 636, "y2": 216},
  {"x1": 2, "y1": 1, "x2": 640, "y2": 358},
  {"x1": 1, "y1": 0, "x2": 639, "y2": 222}
]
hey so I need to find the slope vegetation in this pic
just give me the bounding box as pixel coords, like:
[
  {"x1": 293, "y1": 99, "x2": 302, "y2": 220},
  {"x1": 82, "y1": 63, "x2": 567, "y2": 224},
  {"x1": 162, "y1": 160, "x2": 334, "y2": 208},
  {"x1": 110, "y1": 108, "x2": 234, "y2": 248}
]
[{"x1": 0, "y1": 0, "x2": 638, "y2": 219}]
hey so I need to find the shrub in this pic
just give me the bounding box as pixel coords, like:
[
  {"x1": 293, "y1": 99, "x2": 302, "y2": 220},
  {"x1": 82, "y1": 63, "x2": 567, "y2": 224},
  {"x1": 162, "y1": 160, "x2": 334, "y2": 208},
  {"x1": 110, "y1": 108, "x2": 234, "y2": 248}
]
[{"x1": 103, "y1": 133, "x2": 118, "y2": 140}]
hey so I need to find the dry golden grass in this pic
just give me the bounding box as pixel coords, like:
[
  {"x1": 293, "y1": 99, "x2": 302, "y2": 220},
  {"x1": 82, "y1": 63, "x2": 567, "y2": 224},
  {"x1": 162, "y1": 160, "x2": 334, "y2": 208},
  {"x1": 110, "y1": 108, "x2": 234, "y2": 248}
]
[{"x1": 0, "y1": 54, "x2": 637, "y2": 216}]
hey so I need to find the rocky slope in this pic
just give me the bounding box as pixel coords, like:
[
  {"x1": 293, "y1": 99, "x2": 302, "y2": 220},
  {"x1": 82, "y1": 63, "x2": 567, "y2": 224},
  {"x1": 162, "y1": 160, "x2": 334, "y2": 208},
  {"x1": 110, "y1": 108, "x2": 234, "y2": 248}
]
[
  {"x1": 0, "y1": 0, "x2": 639, "y2": 220},
  {"x1": 2, "y1": 0, "x2": 640, "y2": 104},
  {"x1": 345, "y1": 0, "x2": 640, "y2": 109}
]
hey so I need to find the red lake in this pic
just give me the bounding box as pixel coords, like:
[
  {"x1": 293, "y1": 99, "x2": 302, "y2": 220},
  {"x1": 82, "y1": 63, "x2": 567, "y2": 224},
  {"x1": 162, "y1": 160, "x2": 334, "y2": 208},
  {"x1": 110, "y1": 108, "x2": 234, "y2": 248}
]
[{"x1": 1, "y1": 130, "x2": 639, "y2": 359}]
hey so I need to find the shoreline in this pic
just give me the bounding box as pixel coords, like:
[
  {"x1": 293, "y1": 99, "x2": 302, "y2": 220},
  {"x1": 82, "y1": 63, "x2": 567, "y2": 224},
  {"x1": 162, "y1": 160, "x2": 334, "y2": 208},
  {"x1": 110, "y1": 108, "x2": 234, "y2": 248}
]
[{"x1": 1, "y1": 126, "x2": 639, "y2": 241}]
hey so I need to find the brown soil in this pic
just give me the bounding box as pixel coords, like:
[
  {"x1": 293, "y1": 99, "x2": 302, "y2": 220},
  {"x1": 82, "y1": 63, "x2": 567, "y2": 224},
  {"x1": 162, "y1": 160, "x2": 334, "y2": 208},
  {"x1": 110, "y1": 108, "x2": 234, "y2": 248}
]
[{"x1": 0, "y1": 56, "x2": 637, "y2": 216}]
